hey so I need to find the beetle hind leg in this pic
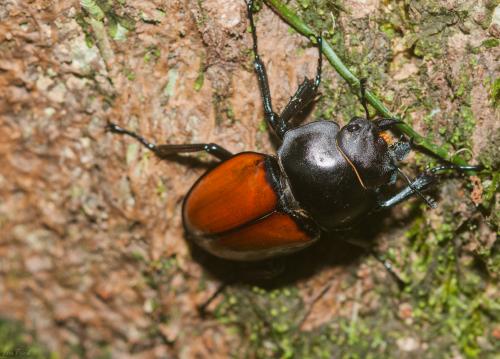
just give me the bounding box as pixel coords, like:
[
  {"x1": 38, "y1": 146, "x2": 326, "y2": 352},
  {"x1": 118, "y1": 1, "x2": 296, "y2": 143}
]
[
  {"x1": 197, "y1": 282, "x2": 228, "y2": 318},
  {"x1": 106, "y1": 122, "x2": 232, "y2": 161},
  {"x1": 345, "y1": 238, "x2": 407, "y2": 289}
]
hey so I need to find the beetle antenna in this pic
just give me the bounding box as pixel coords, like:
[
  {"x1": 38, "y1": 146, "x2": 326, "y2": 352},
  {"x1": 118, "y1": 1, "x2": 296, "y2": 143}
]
[
  {"x1": 428, "y1": 164, "x2": 483, "y2": 174},
  {"x1": 360, "y1": 78, "x2": 371, "y2": 120},
  {"x1": 396, "y1": 167, "x2": 437, "y2": 209}
]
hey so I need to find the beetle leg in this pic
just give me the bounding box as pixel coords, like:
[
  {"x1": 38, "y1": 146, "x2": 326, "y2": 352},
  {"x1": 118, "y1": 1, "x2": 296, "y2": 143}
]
[
  {"x1": 246, "y1": 0, "x2": 322, "y2": 139},
  {"x1": 154, "y1": 143, "x2": 232, "y2": 161},
  {"x1": 377, "y1": 164, "x2": 483, "y2": 209},
  {"x1": 368, "y1": 249, "x2": 407, "y2": 289},
  {"x1": 106, "y1": 122, "x2": 233, "y2": 161},
  {"x1": 279, "y1": 36, "x2": 323, "y2": 126},
  {"x1": 299, "y1": 278, "x2": 334, "y2": 327},
  {"x1": 247, "y1": 0, "x2": 284, "y2": 138},
  {"x1": 345, "y1": 238, "x2": 407, "y2": 289},
  {"x1": 377, "y1": 170, "x2": 439, "y2": 209},
  {"x1": 359, "y1": 78, "x2": 371, "y2": 120},
  {"x1": 197, "y1": 282, "x2": 228, "y2": 318}
]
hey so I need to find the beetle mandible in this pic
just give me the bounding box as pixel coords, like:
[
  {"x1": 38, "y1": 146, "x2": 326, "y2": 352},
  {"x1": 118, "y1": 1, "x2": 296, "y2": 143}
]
[{"x1": 107, "y1": 0, "x2": 479, "y2": 263}]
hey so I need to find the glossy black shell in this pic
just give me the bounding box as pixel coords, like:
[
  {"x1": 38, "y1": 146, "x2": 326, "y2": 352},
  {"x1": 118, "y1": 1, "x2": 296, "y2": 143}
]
[{"x1": 277, "y1": 120, "x2": 386, "y2": 230}]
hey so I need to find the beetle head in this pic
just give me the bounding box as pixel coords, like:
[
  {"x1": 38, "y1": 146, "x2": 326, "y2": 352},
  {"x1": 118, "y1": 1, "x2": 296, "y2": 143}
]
[{"x1": 336, "y1": 117, "x2": 399, "y2": 189}]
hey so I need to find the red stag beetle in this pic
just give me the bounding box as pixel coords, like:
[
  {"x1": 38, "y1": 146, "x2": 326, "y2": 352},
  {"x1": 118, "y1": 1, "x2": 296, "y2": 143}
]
[{"x1": 107, "y1": 0, "x2": 482, "y2": 310}]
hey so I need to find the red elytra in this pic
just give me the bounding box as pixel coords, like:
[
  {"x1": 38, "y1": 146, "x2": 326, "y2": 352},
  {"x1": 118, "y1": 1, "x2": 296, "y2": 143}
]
[{"x1": 182, "y1": 153, "x2": 317, "y2": 261}]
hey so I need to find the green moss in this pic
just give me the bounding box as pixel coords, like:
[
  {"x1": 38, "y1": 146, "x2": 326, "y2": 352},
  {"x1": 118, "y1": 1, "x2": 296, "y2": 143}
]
[
  {"x1": 379, "y1": 23, "x2": 397, "y2": 39},
  {"x1": 491, "y1": 78, "x2": 500, "y2": 107},
  {"x1": 143, "y1": 46, "x2": 161, "y2": 63},
  {"x1": 130, "y1": 250, "x2": 145, "y2": 262},
  {"x1": 481, "y1": 38, "x2": 499, "y2": 48},
  {"x1": 80, "y1": 0, "x2": 105, "y2": 20},
  {"x1": 108, "y1": 17, "x2": 128, "y2": 40},
  {"x1": 194, "y1": 0, "x2": 209, "y2": 27},
  {"x1": 0, "y1": 318, "x2": 53, "y2": 358},
  {"x1": 194, "y1": 71, "x2": 205, "y2": 91},
  {"x1": 257, "y1": 119, "x2": 267, "y2": 133},
  {"x1": 156, "y1": 178, "x2": 167, "y2": 199},
  {"x1": 226, "y1": 105, "x2": 235, "y2": 121},
  {"x1": 449, "y1": 105, "x2": 475, "y2": 149},
  {"x1": 296, "y1": 0, "x2": 311, "y2": 9},
  {"x1": 215, "y1": 279, "x2": 407, "y2": 358},
  {"x1": 402, "y1": 211, "x2": 498, "y2": 358},
  {"x1": 141, "y1": 256, "x2": 178, "y2": 291},
  {"x1": 215, "y1": 286, "x2": 304, "y2": 357},
  {"x1": 482, "y1": 172, "x2": 499, "y2": 205},
  {"x1": 294, "y1": 0, "x2": 345, "y2": 45},
  {"x1": 78, "y1": 0, "x2": 135, "y2": 46},
  {"x1": 124, "y1": 68, "x2": 136, "y2": 81}
]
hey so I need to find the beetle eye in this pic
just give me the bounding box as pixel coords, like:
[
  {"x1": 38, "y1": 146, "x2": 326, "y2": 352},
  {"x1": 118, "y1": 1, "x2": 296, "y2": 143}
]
[{"x1": 346, "y1": 124, "x2": 361, "y2": 132}]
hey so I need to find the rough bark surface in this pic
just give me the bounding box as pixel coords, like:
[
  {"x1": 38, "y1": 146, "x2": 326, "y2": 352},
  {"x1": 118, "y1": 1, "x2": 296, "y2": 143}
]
[{"x1": 0, "y1": 0, "x2": 498, "y2": 358}]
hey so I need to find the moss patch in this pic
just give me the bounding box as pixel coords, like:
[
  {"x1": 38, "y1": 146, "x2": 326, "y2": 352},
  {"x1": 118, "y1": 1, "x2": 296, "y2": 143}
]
[{"x1": 0, "y1": 319, "x2": 53, "y2": 359}]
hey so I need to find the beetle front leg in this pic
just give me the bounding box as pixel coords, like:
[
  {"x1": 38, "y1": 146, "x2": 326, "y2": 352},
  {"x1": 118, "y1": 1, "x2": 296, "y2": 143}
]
[
  {"x1": 279, "y1": 36, "x2": 323, "y2": 125},
  {"x1": 377, "y1": 164, "x2": 482, "y2": 209},
  {"x1": 107, "y1": 122, "x2": 233, "y2": 161},
  {"x1": 247, "y1": 0, "x2": 285, "y2": 139},
  {"x1": 246, "y1": 0, "x2": 322, "y2": 139},
  {"x1": 377, "y1": 170, "x2": 438, "y2": 209}
]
